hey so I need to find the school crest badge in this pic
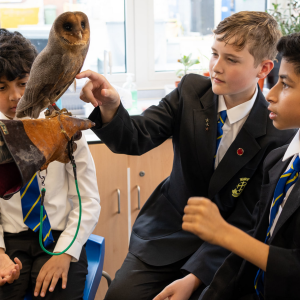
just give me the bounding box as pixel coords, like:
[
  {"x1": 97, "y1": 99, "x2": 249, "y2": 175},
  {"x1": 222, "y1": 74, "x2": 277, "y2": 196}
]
[{"x1": 232, "y1": 177, "x2": 250, "y2": 197}]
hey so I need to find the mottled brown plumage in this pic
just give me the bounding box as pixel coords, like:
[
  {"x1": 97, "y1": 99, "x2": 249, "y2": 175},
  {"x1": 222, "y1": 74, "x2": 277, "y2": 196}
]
[{"x1": 16, "y1": 11, "x2": 90, "y2": 119}]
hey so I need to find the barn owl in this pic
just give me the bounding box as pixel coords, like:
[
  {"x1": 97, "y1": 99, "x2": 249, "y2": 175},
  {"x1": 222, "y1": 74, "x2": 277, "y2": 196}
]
[{"x1": 16, "y1": 11, "x2": 90, "y2": 119}]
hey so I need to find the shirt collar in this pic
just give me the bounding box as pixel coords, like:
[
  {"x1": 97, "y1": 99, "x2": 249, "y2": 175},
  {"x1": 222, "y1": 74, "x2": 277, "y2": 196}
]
[
  {"x1": 218, "y1": 87, "x2": 258, "y2": 125},
  {"x1": 283, "y1": 129, "x2": 300, "y2": 161},
  {"x1": 0, "y1": 112, "x2": 10, "y2": 120},
  {"x1": 0, "y1": 111, "x2": 45, "y2": 120}
]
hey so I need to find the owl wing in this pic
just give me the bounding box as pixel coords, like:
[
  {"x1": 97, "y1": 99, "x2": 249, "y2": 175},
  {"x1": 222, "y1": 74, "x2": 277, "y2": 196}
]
[
  {"x1": 16, "y1": 51, "x2": 84, "y2": 118},
  {"x1": 48, "y1": 52, "x2": 85, "y2": 105}
]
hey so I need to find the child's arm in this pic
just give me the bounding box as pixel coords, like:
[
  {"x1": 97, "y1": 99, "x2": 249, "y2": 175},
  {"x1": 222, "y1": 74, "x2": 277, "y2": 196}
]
[
  {"x1": 182, "y1": 197, "x2": 269, "y2": 271},
  {"x1": 34, "y1": 135, "x2": 100, "y2": 297}
]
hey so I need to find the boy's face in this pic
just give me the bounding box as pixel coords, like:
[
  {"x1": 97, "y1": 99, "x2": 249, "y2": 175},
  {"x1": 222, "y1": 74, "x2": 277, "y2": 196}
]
[
  {"x1": 209, "y1": 35, "x2": 265, "y2": 97},
  {"x1": 267, "y1": 59, "x2": 300, "y2": 130},
  {"x1": 0, "y1": 74, "x2": 28, "y2": 119}
]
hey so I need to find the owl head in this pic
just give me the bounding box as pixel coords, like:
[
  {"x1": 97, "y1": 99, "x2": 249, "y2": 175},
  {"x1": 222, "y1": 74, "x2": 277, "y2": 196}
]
[{"x1": 53, "y1": 11, "x2": 90, "y2": 46}]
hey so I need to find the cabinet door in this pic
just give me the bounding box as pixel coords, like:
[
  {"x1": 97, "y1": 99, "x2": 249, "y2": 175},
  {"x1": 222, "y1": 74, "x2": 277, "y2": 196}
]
[
  {"x1": 89, "y1": 144, "x2": 129, "y2": 300},
  {"x1": 129, "y1": 139, "x2": 173, "y2": 227}
]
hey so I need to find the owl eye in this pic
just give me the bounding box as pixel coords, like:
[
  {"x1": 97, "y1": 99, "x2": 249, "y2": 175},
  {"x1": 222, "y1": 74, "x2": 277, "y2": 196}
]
[
  {"x1": 63, "y1": 22, "x2": 72, "y2": 31},
  {"x1": 81, "y1": 21, "x2": 85, "y2": 29}
]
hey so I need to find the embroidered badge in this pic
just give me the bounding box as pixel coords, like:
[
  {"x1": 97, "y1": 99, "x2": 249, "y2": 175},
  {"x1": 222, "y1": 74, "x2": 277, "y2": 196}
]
[
  {"x1": 232, "y1": 177, "x2": 250, "y2": 197},
  {"x1": 0, "y1": 121, "x2": 9, "y2": 135}
]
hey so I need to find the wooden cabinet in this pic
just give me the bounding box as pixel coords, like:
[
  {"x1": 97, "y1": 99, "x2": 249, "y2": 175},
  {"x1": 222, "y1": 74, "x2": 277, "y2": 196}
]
[
  {"x1": 129, "y1": 140, "x2": 174, "y2": 227},
  {"x1": 88, "y1": 144, "x2": 128, "y2": 300},
  {"x1": 88, "y1": 139, "x2": 173, "y2": 300}
]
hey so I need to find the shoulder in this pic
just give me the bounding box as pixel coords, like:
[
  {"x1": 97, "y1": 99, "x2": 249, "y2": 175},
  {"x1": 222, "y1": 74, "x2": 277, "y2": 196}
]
[
  {"x1": 263, "y1": 144, "x2": 289, "y2": 171},
  {"x1": 178, "y1": 74, "x2": 212, "y2": 97}
]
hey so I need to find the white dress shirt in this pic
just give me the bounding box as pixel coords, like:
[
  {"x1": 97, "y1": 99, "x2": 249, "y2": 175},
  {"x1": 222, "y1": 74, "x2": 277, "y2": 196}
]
[
  {"x1": 215, "y1": 88, "x2": 258, "y2": 169},
  {"x1": 269, "y1": 129, "x2": 300, "y2": 237},
  {"x1": 0, "y1": 112, "x2": 101, "y2": 262}
]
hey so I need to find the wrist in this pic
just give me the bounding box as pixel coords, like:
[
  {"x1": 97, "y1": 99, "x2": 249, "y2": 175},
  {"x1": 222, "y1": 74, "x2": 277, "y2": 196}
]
[
  {"x1": 100, "y1": 98, "x2": 120, "y2": 124},
  {"x1": 218, "y1": 222, "x2": 238, "y2": 249},
  {"x1": 54, "y1": 253, "x2": 72, "y2": 262},
  {"x1": 185, "y1": 273, "x2": 201, "y2": 292},
  {"x1": 0, "y1": 248, "x2": 5, "y2": 255}
]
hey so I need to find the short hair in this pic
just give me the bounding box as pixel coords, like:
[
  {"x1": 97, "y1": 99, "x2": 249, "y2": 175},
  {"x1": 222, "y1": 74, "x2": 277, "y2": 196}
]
[
  {"x1": 277, "y1": 33, "x2": 300, "y2": 75},
  {"x1": 214, "y1": 11, "x2": 282, "y2": 66},
  {"x1": 0, "y1": 28, "x2": 37, "y2": 81}
]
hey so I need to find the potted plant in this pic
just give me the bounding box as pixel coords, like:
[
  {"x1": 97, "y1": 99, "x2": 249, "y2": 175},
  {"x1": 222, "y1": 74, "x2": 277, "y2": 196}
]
[
  {"x1": 267, "y1": 0, "x2": 300, "y2": 88},
  {"x1": 175, "y1": 53, "x2": 200, "y2": 87}
]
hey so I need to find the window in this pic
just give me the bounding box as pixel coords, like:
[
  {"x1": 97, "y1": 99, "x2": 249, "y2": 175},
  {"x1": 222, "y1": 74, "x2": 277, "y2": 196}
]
[
  {"x1": 0, "y1": 0, "x2": 276, "y2": 93},
  {"x1": 0, "y1": 0, "x2": 126, "y2": 74},
  {"x1": 153, "y1": 0, "x2": 268, "y2": 74}
]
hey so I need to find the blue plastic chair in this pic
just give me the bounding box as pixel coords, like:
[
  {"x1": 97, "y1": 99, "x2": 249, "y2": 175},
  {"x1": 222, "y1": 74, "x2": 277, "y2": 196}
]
[{"x1": 24, "y1": 234, "x2": 110, "y2": 300}]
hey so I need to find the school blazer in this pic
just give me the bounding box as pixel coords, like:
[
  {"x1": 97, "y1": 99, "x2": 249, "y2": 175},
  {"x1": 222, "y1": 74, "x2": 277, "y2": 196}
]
[
  {"x1": 89, "y1": 74, "x2": 296, "y2": 286},
  {"x1": 200, "y1": 145, "x2": 300, "y2": 300}
]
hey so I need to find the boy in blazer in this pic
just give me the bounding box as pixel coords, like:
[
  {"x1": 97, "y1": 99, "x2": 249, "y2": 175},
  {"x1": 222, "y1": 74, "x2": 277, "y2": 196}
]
[
  {"x1": 183, "y1": 32, "x2": 300, "y2": 300},
  {"x1": 0, "y1": 29, "x2": 101, "y2": 300},
  {"x1": 77, "y1": 11, "x2": 296, "y2": 300}
]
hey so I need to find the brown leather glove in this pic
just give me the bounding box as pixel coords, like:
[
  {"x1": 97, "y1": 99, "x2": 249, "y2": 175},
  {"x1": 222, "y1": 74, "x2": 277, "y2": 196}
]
[{"x1": 0, "y1": 115, "x2": 94, "y2": 199}]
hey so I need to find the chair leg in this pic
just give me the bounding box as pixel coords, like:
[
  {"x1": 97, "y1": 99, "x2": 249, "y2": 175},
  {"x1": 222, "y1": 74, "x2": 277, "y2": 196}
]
[{"x1": 102, "y1": 271, "x2": 112, "y2": 287}]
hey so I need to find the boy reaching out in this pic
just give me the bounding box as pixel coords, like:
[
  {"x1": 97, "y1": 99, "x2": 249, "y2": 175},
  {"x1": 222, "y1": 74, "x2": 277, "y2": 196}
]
[
  {"x1": 78, "y1": 11, "x2": 296, "y2": 300},
  {"x1": 183, "y1": 33, "x2": 300, "y2": 300}
]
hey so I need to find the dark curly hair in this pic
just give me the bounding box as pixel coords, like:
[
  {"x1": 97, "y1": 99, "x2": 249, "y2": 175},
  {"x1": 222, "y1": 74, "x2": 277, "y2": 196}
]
[
  {"x1": 0, "y1": 28, "x2": 38, "y2": 81},
  {"x1": 277, "y1": 33, "x2": 300, "y2": 75}
]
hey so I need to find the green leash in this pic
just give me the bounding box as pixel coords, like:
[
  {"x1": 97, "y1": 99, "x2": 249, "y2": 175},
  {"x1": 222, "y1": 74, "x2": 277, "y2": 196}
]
[{"x1": 39, "y1": 140, "x2": 82, "y2": 255}]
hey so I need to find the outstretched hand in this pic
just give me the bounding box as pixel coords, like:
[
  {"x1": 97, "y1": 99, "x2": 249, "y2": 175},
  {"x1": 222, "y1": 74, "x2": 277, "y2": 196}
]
[
  {"x1": 182, "y1": 197, "x2": 229, "y2": 245},
  {"x1": 76, "y1": 70, "x2": 120, "y2": 108},
  {"x1": 0, "y1": 251, "x2": 22, "y2": 285}
]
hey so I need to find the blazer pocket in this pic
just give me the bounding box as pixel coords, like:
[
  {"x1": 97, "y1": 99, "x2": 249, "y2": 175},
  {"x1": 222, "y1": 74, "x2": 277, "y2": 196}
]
[{"x1": 132, "y1": 193, "x2": 183, "y2": 240}]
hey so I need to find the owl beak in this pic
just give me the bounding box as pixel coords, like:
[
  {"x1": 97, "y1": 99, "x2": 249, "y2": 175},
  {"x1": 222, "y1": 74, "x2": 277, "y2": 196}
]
[{"x1": 76, "y1": 31, "x2": 82, "y2": 40}]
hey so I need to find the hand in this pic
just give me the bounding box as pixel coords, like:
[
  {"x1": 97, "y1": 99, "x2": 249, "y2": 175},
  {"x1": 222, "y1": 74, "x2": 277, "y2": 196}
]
[
  {"x1": 76, "y1": 70, "x2": 121, "y2": 123},
  {"x1": 76, "y1": 70, "x2": 120, "y2": 107},
  {"x1": 182, "y1": 197, "x2": 229, "y2": 245},
  {"x1": 0, "y1": 250, "x2": 22, "y2": 285},
  {"x1": 153, "y1": 274, "x2": 201, "y2": 300},
  {"x1": 34, "y1": 253, "x2": 72, "y2": 298}
]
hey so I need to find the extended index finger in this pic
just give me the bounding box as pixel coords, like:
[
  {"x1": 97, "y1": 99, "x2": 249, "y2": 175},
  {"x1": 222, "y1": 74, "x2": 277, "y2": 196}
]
[{"x1": 76, "y1": 70, "x2": 104, "y2": 82}]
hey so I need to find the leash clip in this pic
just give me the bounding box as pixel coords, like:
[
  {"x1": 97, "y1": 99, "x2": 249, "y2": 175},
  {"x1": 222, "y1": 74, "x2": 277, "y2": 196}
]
[{"x1": 38, "y1": 170, "x2": 47, "y2": 186}]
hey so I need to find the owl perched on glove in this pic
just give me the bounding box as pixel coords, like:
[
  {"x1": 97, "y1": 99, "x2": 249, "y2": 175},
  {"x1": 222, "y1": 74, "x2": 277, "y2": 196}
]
[{"x1": 16, "y1": 11, "x2": 90, "y2": 119}]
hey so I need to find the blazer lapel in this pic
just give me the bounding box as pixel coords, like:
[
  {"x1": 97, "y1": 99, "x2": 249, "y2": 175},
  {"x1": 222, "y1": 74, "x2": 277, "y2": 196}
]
[
  {"x1": 208, "y1": 89, "x2": 268, "y2": 199},
  {"x1": 193, "y1": 88, "x2": 218, "y2": 189},
  {"x1": 269, "y1": 170, "x2": 300, "y2": 243},
  {"x1": 254, "y1": 157, "x2": 291, "y2": 241}
]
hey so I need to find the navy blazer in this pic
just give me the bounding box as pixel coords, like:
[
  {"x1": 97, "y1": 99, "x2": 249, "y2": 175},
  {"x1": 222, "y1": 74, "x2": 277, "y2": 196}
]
[
  {"x1": 89, "y1": 74, "x2": 296, "y2": 286},
  {"x1": 200, "y1": 144, "x2": 300, "y2": 300}
]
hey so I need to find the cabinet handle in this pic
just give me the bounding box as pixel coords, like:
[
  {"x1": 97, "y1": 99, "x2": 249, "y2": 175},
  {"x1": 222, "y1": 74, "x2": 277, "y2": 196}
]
[
  {"x1": 137, "y1": 185, "x2": 141, "y2": 210},
  {"x1": 117, "y1": 189, "x2": 121, "y2": 214}
]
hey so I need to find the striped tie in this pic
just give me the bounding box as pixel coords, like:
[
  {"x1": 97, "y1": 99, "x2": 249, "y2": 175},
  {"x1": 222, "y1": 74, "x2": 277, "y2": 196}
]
[
  {"x1": 254, "y1": 156, "x2": 300, "y2": 299},
  {"x1": 215, "y1": 110, "x2": 227, "y2": 162},
  {"x1": 20, "y1": 173, "x2": 54, "y2": 247}
]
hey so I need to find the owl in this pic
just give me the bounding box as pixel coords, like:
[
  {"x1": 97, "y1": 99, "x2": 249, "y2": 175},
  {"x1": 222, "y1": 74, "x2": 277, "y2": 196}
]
[{"x1": 16, "y1": 11, "x2": 90, "y2": 119}]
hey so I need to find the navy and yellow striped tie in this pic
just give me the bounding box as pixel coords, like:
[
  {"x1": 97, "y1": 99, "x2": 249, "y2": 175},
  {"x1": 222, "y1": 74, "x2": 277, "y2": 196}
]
[
  {"x1": 215, "y1": 110, "x2": 227, "y2": 161},
  {"x1": 20, "y1": 173, "x2": 54, "y2": 247},
  {"x1": 254, "y1": 156, "x2": 300, "y2": 299}
]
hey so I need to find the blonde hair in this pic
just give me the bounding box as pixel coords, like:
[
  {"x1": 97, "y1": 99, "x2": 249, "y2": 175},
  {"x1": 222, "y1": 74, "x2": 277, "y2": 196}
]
[{"x1": 214, "y1": 11, "x2": 282, "y2": 66}]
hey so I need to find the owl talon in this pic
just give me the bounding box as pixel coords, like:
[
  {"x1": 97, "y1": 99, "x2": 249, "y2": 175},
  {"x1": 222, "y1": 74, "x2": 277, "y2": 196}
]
[{"x1": 45, "y1": 107, "x2": 72, "y2": 119}]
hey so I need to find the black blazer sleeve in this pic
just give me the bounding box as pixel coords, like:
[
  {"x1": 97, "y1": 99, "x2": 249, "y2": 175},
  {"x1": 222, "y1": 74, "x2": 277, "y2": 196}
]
[
  {"x1": 89, "y1": 76, "x2": 187, "y2": 155},
  {"x1": 181, "y1": 161, "x2": 265, "y2": 285},
  {"x1": 265, "y1": 246, "x2": 300, "y2": 299}
]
